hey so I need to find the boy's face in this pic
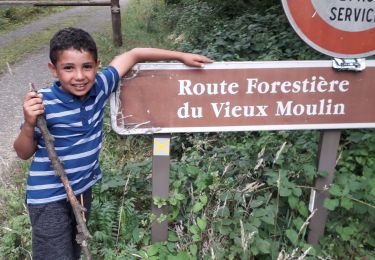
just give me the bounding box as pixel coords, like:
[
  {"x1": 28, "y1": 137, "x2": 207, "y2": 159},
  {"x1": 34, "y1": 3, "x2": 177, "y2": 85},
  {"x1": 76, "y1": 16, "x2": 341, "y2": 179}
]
[{"x1": 48, "y1": 48, "x2": 99, "y2": 100}]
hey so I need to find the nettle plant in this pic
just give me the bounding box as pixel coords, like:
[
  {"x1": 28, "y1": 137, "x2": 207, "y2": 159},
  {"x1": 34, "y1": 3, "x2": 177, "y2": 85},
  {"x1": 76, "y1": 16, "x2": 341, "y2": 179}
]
[
  {"x1": 320, "y1": 131, "x2": 375, "y2": 258},
  {"x1": 95, "y1": 130, "x2": 373, "y2": 259},
  {"x1": 163, "y1": 131, "x2": 321, "y2": 259},
  {"x1": 92, "y1": 130, "x2": 324, "y2": 259}
]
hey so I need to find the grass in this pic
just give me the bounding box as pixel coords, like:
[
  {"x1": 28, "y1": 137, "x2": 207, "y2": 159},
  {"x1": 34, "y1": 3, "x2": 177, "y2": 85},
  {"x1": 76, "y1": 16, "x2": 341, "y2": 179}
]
[
  {"x1": 0, "y1": 6, "x2": 69, "y2": 34},
  {"x1": 0, "y1": 18, "x2": 81, "y2": 74}
]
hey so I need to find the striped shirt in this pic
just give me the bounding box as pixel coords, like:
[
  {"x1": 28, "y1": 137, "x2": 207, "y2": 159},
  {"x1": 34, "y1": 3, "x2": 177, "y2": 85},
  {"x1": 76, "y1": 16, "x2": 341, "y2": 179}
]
[{"x1": 26, "y1": 66, "x2": 120, "y2": 205}]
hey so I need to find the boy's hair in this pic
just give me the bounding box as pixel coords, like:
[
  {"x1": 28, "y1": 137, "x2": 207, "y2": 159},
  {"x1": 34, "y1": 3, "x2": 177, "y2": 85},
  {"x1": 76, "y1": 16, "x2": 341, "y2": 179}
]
[{"x1": 49, "y1": 27, "x2": 98, "y2": 65}]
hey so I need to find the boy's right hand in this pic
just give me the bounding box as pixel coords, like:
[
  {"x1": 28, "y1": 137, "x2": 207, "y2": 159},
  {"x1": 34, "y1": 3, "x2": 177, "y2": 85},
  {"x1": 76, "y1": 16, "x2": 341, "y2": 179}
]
[{"x1": 23, "y1": 91, "x2": 44, "y2": 127}]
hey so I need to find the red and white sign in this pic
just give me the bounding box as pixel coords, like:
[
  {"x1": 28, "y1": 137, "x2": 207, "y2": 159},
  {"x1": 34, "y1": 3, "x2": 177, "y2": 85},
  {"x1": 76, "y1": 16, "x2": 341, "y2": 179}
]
[{"x1": 282, "y1": 0, "x2": 375, "y2": 58}]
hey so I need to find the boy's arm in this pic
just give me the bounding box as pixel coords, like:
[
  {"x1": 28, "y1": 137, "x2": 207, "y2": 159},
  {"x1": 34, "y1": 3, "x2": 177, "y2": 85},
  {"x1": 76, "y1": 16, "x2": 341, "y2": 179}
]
[
  {"x1": 13, "y1": 92, "x2": 44, "y2": 160},
  {"x1": 109, "y1": 48, "x2": 213, "y2": 78},
  {"x1": 14, "y1": 124, "x2": 37, "y2": 160}
]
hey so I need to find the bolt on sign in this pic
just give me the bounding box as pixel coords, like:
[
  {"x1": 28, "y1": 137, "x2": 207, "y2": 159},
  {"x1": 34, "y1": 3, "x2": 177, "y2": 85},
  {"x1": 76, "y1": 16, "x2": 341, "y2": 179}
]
[
  {"x1": 110, "y1": 61, "x2": 375, "y2": 135},
  {"x1": 281, "y1": 0, "x2": 375, "y2": 58}
]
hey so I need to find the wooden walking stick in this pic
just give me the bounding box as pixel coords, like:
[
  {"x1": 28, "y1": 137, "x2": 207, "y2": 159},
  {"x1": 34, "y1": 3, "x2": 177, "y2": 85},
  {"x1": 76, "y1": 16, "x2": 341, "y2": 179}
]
[{"x1": 30, "y1": 83, "x2": 92, "y2": 259}]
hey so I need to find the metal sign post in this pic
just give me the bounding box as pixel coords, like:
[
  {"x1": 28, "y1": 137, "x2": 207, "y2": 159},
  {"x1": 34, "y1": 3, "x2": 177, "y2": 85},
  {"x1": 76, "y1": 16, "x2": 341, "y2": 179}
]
[
  {"x1": 151, "y1": 134, "x2": 171, "y2": 243},
  {"x1": 308, "y1": 130, "x2": 341, "y2": 244}
]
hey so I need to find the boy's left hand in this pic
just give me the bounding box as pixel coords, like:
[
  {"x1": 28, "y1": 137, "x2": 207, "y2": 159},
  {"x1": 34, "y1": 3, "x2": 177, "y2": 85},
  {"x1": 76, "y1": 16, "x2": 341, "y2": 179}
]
[{"x1": 180, "y1": 53, "x2": 213, "y2": 68}]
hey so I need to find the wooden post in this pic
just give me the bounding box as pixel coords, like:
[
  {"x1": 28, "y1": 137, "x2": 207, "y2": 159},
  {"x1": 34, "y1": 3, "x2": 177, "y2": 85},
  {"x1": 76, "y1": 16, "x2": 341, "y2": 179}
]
[
  {"x1": 151, "y1": 134, "x2": 171, "y2": 243},
  {"x1": 110, "y1": 0, "x2": 123, "y2": 47},
  {"x1": 308, "y1": 130, "x2": 341, "y2": 244}
]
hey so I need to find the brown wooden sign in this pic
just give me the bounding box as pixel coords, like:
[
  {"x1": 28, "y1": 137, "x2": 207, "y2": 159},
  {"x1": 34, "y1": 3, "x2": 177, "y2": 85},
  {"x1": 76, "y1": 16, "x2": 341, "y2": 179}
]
[{"x1": 110, "y1": 60, "x2": 375, "y2": 135}]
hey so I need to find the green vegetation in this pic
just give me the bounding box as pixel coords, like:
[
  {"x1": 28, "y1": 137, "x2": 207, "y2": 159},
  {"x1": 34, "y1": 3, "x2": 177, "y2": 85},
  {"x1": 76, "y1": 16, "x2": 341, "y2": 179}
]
[
  {"x1": 0, "y1": 5, "x2": 72, "y2": 74},
  {"x1": 0, "y1": 18, "x2": 81, "y2": 74},
  {"x1": 0, "y1": 6, "x2": 68, "y2": 33},
  {"x1": 1, "y1": 0, "x2": 374, "y2": 259}
]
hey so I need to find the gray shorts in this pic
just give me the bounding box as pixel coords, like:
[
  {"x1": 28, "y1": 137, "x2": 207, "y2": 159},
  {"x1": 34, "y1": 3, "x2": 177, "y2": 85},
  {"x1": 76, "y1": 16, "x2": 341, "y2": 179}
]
[{"x1": 27, "y1": 188, "x2": 92, "y2": 260}]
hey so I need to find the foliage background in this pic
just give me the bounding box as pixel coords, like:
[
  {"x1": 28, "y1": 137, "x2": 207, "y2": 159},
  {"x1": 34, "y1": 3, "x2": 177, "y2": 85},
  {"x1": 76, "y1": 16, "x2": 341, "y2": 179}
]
[{"x1": 1, "y1": 0, "x2": 374, "y2": 259}]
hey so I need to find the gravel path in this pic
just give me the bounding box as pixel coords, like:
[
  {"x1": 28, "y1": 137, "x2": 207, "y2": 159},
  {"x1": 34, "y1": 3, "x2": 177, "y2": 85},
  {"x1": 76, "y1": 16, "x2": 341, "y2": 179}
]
[{"x1": 0, "y1": 1, "x2": 128, "y2": 185}]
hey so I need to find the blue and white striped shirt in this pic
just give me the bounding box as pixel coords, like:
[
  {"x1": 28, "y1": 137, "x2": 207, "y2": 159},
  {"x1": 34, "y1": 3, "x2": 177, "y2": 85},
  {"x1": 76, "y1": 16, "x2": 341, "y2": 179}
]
[{"x1": 26, "y1": 66, "x2": 120, "y2": 205}]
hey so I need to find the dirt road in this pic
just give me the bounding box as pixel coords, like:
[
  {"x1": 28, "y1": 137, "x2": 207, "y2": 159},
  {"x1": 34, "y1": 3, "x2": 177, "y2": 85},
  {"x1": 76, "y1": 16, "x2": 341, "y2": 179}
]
[{"x1": 0, "y1": 1, "x2": 128, "y2": 185}]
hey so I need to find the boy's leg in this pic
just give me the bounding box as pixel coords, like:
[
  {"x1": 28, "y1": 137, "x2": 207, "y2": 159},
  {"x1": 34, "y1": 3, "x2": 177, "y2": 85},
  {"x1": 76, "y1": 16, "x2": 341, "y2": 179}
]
[
  {"x1": 28, "y1": 188, "x2": 93, "y2": 260},
  {"x1": 28, "y1": 201, "x2": 76, "y2": 260}
]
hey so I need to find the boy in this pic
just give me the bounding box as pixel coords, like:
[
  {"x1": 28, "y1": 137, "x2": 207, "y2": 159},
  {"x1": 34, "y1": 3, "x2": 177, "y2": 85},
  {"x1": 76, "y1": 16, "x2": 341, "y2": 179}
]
[{"x1": 13, "y1": 27, "x2": 212, "y2": 259}]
